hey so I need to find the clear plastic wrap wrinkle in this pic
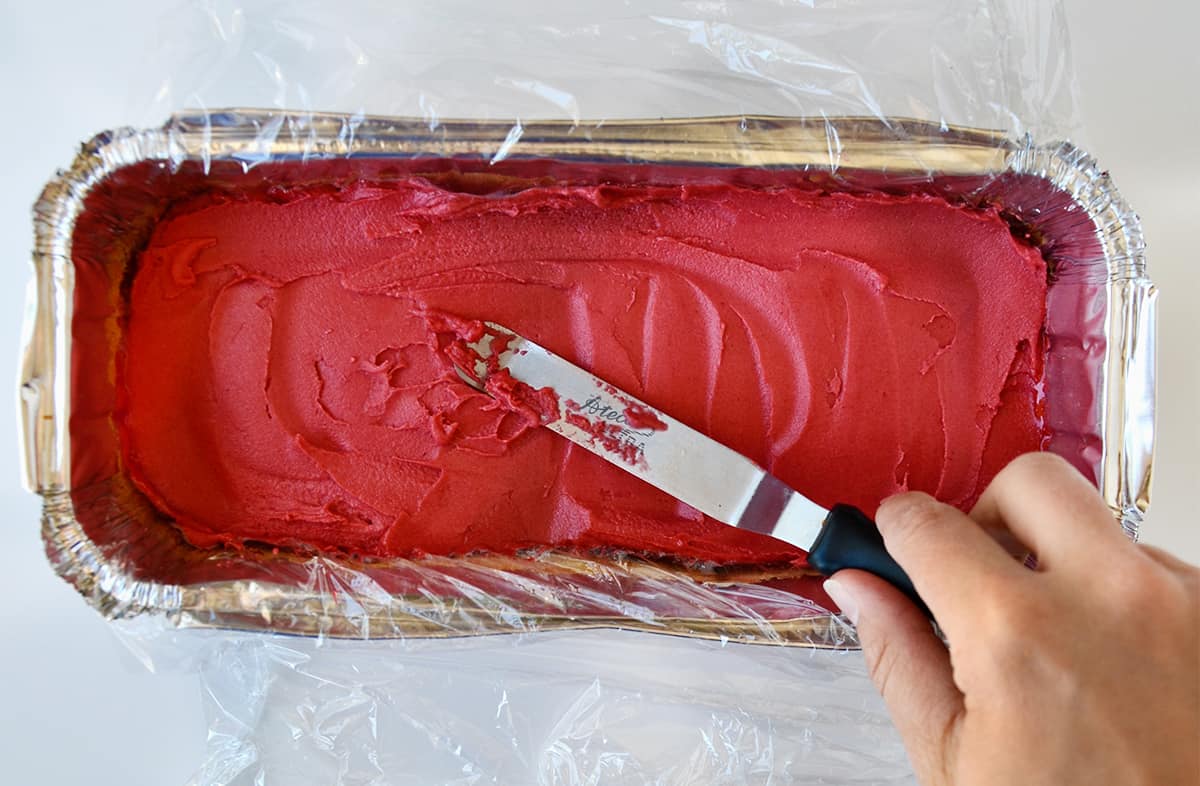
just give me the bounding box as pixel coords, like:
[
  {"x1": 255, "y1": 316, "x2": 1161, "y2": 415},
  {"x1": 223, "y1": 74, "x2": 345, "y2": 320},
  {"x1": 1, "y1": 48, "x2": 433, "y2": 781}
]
[
  {"x1": 141, "y1": 626, "x2": 911, "y2": 785},
  {"x1": 20, "y1": 1, "x2": 1158, "y2": 784},
  {"x1": 141, "y1": 0, "x2": 1079, "y2": 141}
]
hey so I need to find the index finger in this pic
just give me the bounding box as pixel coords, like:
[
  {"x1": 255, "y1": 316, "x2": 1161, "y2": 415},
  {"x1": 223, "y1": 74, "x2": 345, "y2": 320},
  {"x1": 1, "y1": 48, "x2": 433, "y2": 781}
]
[
  {"x1": 968, "y1": 452, "x2": 1126, "y2": 572},
  {"x1": 876, "y1": 491, "x2": 1028, "y2": 637}
]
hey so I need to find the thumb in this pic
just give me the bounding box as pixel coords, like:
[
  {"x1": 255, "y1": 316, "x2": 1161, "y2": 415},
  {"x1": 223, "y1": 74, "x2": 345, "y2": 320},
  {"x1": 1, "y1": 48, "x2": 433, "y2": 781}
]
[{"x1": 825, "y1": 570, "x2": 963, "y2": 784}]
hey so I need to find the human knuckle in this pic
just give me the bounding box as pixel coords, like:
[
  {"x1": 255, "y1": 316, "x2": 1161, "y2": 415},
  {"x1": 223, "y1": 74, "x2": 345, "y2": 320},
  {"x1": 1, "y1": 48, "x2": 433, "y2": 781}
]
[
  {"x1": 971, "y1": 568, "x2": 1016, "y2": 601},
  {"x1": 998, "y1": 451, "x2": 1071, "y2": 487},
  {"x1": 1018, "y1": 450, "x2": 1071, "y2": 472},
  {"x1": 1107, "y1": 555, "x2": 1177, "y2": 611},
  {"x1": 981, "y1": 590, "x2": 1044, "y2": 643},
  {"x1": 883, "y1": 494, "x2": 946, "y2": 544},
  {"x1": 1134, "y1": 574, "x2": 1190, "y2": 620},
  {"x1": 865, "y1": 636, "x2": 902, "y2": 697},
  {"x1": 1180, "y1": 565, "x2": 1200, "y2": 600}
]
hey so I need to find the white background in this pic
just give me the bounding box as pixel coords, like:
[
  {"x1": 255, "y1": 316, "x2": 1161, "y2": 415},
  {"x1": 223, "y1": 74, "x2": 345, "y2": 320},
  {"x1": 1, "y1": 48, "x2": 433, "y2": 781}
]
[{"x1": 1, "y1": 2, "x2": 1196, "y2": 783}]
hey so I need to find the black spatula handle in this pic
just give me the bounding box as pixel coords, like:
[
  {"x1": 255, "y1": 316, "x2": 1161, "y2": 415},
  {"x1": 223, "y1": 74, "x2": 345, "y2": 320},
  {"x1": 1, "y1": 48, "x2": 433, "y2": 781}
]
[{"x1": 808, "y1": 503, "x2": 931, "y2": 618}]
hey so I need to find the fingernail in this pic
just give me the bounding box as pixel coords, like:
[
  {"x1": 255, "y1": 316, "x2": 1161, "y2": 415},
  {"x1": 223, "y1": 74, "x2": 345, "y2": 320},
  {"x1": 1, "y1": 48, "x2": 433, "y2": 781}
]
[{"x1": 823, "y1": 578, "x2": 860, "y2": 625}]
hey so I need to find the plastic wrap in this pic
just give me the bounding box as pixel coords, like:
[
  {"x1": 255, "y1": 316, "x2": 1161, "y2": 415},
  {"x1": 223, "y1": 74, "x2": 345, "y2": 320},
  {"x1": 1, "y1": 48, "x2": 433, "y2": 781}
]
[
  {"x1": 116, "y1": 623, "x2": 910, "y2": 784},
  {"x1": 137, "y1": 0, "x2": 1080, "y2": 141},
  {"x1": 22, "y1": 1, "x2": 1157, "y2": 783}
]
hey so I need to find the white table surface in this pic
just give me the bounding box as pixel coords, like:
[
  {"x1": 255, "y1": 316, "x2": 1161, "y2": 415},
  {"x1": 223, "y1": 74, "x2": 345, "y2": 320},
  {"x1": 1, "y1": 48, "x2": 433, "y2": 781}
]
[{"x1": 1, "y1": 2, "x2": 1195, "y2": 783}]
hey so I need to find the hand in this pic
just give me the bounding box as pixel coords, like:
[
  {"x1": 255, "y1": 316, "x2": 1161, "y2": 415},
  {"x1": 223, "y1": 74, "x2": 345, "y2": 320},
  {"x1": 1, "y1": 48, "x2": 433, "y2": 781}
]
[{"x1": 822, "y1": 452, "x2": 1200, "y2": 786}]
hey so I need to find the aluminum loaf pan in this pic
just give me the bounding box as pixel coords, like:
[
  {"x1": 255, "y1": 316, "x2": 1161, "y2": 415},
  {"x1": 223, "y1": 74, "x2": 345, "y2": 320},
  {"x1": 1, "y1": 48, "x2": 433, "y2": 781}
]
[{"x1": 20, "y1": 111, "x2": 1155, "y2": 647}]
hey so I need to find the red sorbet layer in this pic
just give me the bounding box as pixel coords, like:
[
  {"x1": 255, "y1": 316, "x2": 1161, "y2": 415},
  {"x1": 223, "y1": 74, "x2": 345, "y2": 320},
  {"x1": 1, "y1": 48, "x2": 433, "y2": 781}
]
[{"x1": 119, "y1": 178, "x2": 1048, "y2": 564}]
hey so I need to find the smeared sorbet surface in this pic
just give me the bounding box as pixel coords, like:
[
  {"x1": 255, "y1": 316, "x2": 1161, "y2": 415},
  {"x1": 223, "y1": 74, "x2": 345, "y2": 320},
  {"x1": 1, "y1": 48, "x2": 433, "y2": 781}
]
[{"x1": 120, "y1": 177, "x2": 1048, "y2": 564}]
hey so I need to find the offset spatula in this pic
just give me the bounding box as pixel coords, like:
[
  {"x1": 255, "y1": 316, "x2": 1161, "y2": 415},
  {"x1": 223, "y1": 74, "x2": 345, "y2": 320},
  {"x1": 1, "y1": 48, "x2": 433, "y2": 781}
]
[{"x1": 451, "y1": 321, "x2": 926, "y2": 616}]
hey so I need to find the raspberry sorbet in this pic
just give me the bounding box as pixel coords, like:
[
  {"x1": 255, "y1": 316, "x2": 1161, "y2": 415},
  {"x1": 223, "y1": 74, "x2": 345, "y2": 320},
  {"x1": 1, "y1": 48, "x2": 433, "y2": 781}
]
[{"x1": 118, "y1": 175, "x2": 1048, "y2": 565}]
